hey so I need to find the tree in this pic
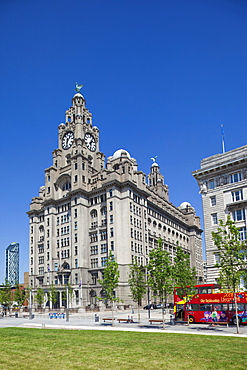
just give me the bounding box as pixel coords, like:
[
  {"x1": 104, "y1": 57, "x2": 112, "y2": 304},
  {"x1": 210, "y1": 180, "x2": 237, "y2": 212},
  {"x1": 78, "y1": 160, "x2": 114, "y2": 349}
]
[
  {"x1": 49, "y1": 284, "x2": 58, "y2": 309},
  {"x1": 0, "y1": 280, "x2": 12, "y2": 313},
  {"x1": 173, "y1": 245, "x2": 197, "y2": 323},
  {"x1": 35, "y1": 287, "x2": 45, "y2": 309},
  {"x1": 98, "y1": 251, "x2": 121, "y2": 325},
  {"x1": 147, "y1": 238, "x2": 173, "y2": 329},
  {"x1": 13, "y1": 283, "x2": 26, "y2": 308},
  {"x1": 128, "y1": 261, "x2": 146, "y2": 323},
  {"x1": 212, "y1": 217, "x2": 247, "y2": 334}
]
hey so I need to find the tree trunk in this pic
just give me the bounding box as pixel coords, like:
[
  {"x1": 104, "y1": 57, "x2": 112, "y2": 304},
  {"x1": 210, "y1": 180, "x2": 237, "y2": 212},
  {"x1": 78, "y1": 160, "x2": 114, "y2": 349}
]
[
  {"x1": 111, "y1": 301, "x2": 114, "y2": 326},
  {"x1": 162, "y1": 299, "x2": 165, "y2": 330},
  {"x1": 234, "y1": 291, "x2": 240, "y2": 334},
  {"x1": 138, "y1": 303, "x2": 140, "y2": 324}
]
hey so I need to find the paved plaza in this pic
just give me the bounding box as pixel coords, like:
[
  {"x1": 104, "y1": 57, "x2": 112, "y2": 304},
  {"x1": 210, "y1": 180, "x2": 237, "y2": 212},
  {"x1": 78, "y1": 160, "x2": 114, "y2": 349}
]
[{"x1": 1, "y1": 309, "x2": 247, "y2": 338}]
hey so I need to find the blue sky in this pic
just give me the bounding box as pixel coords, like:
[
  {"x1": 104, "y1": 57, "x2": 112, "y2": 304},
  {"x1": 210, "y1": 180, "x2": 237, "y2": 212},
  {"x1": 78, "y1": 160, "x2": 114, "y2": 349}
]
[{"x1": 1, "y1": 0, "x2": 247, "y2": 283}]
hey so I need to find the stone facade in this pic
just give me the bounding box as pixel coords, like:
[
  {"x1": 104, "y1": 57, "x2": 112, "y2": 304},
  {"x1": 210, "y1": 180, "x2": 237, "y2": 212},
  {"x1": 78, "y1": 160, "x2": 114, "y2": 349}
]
[
  {"x1": 193, "y1": 145, "x2": 247, "y2": 283},
  {"x1": 28, "y1": 92, "x2": 203, "y2": 309}
]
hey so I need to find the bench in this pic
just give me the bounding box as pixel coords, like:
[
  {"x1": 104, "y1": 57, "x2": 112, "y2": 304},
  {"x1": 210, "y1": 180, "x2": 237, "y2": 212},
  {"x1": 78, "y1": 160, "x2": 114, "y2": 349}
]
[
  {"x1": 117, "y1": 318, "x2": 133, "y2": 323},
  {"x1": 102, "y1": 318, "x2": 115, "y2": 322},
  {"x1": 149, "y1": 319, "x2": 164, "y2": 325},
  {"x1": 209, "y1": 322, "x2": 230, "y2": 328}
]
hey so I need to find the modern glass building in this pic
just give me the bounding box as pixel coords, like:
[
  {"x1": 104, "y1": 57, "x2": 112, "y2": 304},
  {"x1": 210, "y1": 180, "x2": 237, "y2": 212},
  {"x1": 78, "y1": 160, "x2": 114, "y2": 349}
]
[{"x1": 5, "y1": 242, "x2": 19, "y2": 285}]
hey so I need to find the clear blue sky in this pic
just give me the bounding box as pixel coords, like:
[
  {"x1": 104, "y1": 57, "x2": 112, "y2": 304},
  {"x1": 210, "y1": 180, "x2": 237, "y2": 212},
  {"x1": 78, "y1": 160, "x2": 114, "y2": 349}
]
[{"x1": 1, "y1": 0, "x2": 247, "y2": 283}]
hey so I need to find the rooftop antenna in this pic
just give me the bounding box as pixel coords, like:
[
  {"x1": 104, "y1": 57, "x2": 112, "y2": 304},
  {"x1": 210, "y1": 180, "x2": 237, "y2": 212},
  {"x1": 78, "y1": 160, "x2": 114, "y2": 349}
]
[{"x1": 221, "y1": 124, "x2": 225, "y2": 153}]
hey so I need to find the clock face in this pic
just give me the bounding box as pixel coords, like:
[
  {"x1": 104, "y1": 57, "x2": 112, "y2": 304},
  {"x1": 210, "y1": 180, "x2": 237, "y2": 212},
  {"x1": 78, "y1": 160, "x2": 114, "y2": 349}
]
[
  {"x1": 84, "y1": 133, "x2": 96, "y2": 152},
  {"x1": 62, "y1": 131, "x2": 74, "y2": 150}
]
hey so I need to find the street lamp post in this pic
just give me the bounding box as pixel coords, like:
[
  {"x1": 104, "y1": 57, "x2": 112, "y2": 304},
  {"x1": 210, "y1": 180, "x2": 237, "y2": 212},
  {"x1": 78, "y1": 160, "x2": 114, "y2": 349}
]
[
  {"x1": 66, "y1": 285, "x2": 69, "y2": 322},
  {"x1": 29, "y1": 289, "x2": 32, "y2": 320}
]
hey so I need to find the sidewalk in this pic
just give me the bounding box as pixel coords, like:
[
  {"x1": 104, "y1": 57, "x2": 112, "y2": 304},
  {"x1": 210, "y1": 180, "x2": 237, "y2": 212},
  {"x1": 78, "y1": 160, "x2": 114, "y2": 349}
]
[{"x1": 1, "y1": 309, "x2": 247, "y2": 338}]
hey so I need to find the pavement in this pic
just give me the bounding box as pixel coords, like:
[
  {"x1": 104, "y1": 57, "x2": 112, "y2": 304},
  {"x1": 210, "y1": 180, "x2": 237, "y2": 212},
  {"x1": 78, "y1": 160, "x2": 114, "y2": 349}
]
[{"x1": 1, "y1": 309, "x2": 247, "y2": 338}]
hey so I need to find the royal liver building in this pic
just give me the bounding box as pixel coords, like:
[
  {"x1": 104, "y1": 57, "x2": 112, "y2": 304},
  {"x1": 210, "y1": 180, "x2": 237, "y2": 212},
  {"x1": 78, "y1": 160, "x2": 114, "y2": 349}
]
[{"x1": 28, "y1": 88, "x2": 203, "y2": 309}]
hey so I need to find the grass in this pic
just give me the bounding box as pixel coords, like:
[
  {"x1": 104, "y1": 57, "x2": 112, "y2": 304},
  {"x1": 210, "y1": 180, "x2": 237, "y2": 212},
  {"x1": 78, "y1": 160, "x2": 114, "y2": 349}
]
[{"x1": 0, "y1": 328, "x2": 246, "y2": 369}]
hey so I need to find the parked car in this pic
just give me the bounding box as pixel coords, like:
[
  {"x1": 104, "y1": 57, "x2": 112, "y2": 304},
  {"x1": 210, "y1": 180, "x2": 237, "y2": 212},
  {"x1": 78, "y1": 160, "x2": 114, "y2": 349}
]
[
  {"x1": 143, "y1": 304, "x2": 156, "y2": 310},
  {"x1": 155, "y1": 303, "x2": 164, "y2": 309}
]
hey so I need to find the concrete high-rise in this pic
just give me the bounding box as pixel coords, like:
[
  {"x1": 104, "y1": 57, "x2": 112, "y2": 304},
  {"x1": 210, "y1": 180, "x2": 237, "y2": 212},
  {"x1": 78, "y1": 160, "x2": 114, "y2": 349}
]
[{"x1": 193, "y1": 145, "x2": 247, "y2": 283}]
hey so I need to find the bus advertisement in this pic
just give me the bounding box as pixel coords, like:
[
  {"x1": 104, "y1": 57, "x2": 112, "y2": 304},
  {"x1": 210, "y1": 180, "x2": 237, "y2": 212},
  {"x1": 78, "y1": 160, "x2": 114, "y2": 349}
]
[{"x1": 174, "y1": 284, "x2": 247, "y2": 324}]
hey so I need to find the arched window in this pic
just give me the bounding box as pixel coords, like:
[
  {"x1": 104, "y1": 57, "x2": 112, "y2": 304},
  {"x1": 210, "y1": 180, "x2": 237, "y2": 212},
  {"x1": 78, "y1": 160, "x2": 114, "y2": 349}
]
[
  {"x1": 91, "y1": 209, "x2": 97, "y2": 218},
  {"x1": 63, "y1": 182, "x2": 71, "y2": 191}
]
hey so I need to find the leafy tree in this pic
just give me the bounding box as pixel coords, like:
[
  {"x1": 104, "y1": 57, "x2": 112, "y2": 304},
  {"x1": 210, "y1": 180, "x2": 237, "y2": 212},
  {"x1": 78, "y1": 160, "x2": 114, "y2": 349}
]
[
  {"x1": 49, "y1": 284, "x2": 58, "y2": 309},
  {"x1": 173, "y1": 245, "x2": 197, "y2": 323},
  {"x1": 98, "y1": 251, "x2": 121, "y2": 325},
  {"x1": 212, "y1": 217, "x2": 247, "y2": 334},
  {"x1": 35, "y1": 287, "x2": 45, "y2": 309},
  {"x1": 128, "y1": 261, "x2": 146, "y2": 323},
  {"x1": 0, "y1": 280, "x2": 12, "y2": 311},
  {"x1": 147, "y1": 238, "x2": 173, "y2": 329},
  {"x1": 13, "y1": 283, "x2": 26, "y2": 307}
]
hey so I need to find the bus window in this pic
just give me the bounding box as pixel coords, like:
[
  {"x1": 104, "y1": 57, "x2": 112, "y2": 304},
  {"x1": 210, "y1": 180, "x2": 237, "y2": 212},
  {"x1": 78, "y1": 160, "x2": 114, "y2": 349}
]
[
  {"x1": 238, "y1": 303, "x2": 245, "y2": 311},
  {"x1": 199, "y1": 304, "x2": 212, "y2": 311},
  {"x1": 199, "y1": 287, "x2": 213, "y2": 294},
  {"x1": 187, "y1": 304, "x2": 198, "y2": 311},
  {"x1": 230, "y1": 303, "x2": 245, "y2": 311},
  {"x1": 221, "y1": 304, "x2": 228, "y2": 311}
]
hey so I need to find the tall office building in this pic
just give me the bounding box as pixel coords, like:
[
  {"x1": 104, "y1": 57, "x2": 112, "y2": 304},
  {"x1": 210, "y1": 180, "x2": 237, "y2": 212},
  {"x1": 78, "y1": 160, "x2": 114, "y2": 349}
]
[
  {"x1": 6, "y1": 242, "x2": 19, "y2": 285},
  {"x1": 28, "y1": 89, "x2": 203, "y2": 309},
  {"x1": 193, "y1": 145, "x2": 247, "y2": 283}
]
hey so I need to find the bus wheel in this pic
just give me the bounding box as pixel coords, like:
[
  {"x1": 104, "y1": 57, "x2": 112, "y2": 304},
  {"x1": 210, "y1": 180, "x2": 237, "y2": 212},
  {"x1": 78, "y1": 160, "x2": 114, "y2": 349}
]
[
  {"x1": 232, "y1": 316, "x2": 242, "y2": 325},
  {"x1": 188, "y1": 315, "x2": 195, "y2": 323}
]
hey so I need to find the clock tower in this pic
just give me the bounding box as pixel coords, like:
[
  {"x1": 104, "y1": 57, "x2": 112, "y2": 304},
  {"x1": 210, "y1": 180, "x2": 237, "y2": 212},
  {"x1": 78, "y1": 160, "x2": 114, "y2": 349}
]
[{"x1": 28, "y1": 86, "x2": 203, "y2": 310}]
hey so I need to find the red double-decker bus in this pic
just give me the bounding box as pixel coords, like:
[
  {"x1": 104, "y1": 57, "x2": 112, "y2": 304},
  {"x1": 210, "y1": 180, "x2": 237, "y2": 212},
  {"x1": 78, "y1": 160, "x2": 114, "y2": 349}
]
[{"x1": 174, "y1": 284, "x2": 247, "y2": 324}]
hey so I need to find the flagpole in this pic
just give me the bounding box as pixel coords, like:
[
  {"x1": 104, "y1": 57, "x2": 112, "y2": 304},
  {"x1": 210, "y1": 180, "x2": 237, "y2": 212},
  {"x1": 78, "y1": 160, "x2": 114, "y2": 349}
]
[{"x1": 221, "y1": 124, "x2": 225, "y2": 153}]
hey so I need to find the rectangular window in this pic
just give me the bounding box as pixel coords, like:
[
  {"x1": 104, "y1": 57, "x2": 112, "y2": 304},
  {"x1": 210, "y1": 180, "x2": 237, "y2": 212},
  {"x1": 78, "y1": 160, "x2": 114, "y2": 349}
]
[
  {"x1": 210, "y1": 196, "x2": 216, "y2": 206},
  {"x1": 208, "y1": 179, "x2": 215, "y2": 189},
  {"x1": 110, "y1": 215, "x2": 113, "y2": 223},
  {"x1": 100, "y1": 231, "x2": 107, "y2": 240},
  {"x1": 111, "y1": 241, "x2": 114, "y2": 251},
  {"x1": 230, "y1": 172, "x2": 242, "y2": 183},
  {"x1": 38, "y1": 267, "x2": 44, "y2": 276},
  {"x1": 90, "y1": 232, "x2": 98, "y2": 243},
  {"x1": 91, "y1": 258, "x2": 98, "y2": 268},
  {"x1": 239, "y1": 227, "x2": 247, "y2": 240},
  {"x1": 232, "y1": 190, "x2": 243, "y2": 202},
  {"x1": 215, "y1": 253, "x2": 220, "y2": 264},
  {"x1": 75, "y1": 259, "x2": 78, "y2": 268},
  {"x1": 101, "y1": 257, "x2": 107, "y2": 267},
  {"x1": 101, "y1": 244, "x2": 107, "y2": 253},
  {"x1": 232, "y1": 209, "x2": 245, "y2": 221},
  {"x1": 75, "y1": 246, "x2": 78, "y2": 255},
  {"x1": 90, "y1": 245, "x2": 98, "y2": 255},
  {"x1": 211, "y1": 213, "x2": 218, "y2": 225},
  {"x1": 110, "y1": 228, "x2": 114, "y2": 237},
  {"x1": 109, "y1": 201, "x2": 113, "y2": 211}
]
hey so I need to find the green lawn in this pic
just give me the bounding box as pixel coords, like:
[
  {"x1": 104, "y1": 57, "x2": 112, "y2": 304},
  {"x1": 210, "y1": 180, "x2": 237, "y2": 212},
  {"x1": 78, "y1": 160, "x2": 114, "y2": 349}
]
[{"x1": 0, "y1": 328, "x2": 246, "y2": 369}]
